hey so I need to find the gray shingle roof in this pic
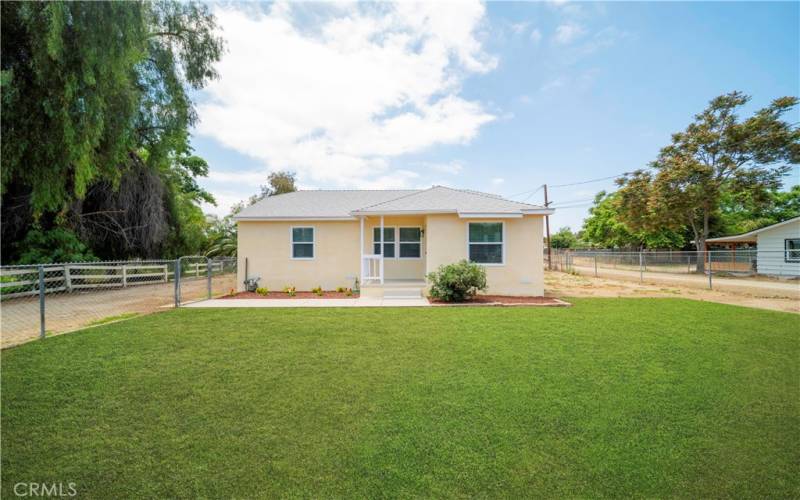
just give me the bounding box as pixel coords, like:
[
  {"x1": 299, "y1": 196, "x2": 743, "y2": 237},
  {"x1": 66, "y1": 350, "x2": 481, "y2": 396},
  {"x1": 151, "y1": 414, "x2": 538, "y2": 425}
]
[
  {"x1": 234, "y1": 186, "x2": 550, "y2": 220},
  {"x1": 352, "y1": 186, "x2": 546, "y2": 215},
  {"x1": 235, "y1": 190, "x2": 419, "y2": 219}
]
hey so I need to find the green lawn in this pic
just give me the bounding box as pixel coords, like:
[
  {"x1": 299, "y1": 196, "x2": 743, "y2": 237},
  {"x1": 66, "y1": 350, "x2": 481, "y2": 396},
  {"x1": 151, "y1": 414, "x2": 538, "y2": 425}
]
[{"x1": 2, "y1": 299, "x2": 798, "y2": 498}]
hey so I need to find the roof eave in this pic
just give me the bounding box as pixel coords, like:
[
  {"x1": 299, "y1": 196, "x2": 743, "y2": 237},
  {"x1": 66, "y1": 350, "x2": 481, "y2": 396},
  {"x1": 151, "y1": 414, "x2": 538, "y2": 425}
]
[{"x1": 234, "y1": 216, "x2": 356, "y2": 221}]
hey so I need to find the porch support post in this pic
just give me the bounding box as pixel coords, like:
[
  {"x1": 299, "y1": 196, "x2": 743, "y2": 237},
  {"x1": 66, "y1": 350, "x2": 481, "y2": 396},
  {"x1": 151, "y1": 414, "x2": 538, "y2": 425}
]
[
  {"x1": 359, "y1": 216, "x2": 365, "y2": 284},
  {"x1": 380, "y1": 215, "x2": 385, "y2": 284}
]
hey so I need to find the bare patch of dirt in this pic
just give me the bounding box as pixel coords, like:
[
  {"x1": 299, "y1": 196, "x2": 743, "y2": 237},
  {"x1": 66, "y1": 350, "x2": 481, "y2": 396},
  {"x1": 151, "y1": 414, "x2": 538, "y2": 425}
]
[
  {"x1": 428, "y1": 295, "x2": 569, "y2": 307},
  {"x1": 222, "y1": 291, "x2": 358, "y2": 299},
  {"x1": 545, "y1": 271, "x2": 800, "y2": 314}
]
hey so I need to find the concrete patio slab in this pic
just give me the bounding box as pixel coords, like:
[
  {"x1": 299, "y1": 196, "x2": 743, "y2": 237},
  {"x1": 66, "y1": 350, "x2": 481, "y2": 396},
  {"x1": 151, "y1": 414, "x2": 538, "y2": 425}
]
[{"x1": 184, "y1": 297, "x2": 431, "y2": 308}]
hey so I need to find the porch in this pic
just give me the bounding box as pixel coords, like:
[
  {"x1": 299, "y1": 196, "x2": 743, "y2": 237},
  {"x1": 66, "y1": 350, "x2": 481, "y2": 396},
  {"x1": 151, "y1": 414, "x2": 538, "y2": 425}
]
[{"x1": 359, "y1": 215, "x2": 427, "y2": 286}]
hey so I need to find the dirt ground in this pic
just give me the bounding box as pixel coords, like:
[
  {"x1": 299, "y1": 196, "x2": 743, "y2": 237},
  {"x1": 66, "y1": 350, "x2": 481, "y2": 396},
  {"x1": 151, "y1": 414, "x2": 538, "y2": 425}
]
[
  {"x1": 1, "y1": 274, "x2": 236, "y2": 348},
  {"x1": 545, "y1": 270, "x2": 800, "y2": 314}
]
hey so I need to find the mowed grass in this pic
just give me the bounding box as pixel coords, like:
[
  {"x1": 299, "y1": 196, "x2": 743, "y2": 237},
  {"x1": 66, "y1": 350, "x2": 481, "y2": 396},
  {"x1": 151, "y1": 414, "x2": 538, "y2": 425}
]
[{"x1": 2, "y1": 299, "x2": 798, "y2": 498}]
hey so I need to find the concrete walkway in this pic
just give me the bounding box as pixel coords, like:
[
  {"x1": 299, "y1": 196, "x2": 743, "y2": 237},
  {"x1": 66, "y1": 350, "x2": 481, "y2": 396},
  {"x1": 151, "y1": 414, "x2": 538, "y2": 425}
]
[{"x1": 185, "y1": 297, "x2": 431, "y2": 308}]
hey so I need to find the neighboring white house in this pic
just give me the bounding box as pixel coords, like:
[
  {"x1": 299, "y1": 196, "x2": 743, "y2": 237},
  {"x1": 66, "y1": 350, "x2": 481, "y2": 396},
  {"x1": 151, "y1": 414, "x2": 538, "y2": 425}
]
[{"x1": 706, "y1": 216, "x2": 800, "y2": 277}]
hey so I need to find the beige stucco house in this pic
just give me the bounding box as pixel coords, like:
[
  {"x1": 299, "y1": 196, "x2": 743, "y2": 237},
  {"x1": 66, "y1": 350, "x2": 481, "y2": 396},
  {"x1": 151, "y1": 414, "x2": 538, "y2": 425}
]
[{"x1": 234, "y1": 186, "x2": 554, "y2": 298}]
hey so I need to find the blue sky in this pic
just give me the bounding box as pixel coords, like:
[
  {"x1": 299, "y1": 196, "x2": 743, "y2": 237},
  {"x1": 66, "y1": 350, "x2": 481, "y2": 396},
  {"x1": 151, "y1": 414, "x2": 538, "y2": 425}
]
[{"x1": 191, "y1": 1, "x2": 800, "y2": 231}]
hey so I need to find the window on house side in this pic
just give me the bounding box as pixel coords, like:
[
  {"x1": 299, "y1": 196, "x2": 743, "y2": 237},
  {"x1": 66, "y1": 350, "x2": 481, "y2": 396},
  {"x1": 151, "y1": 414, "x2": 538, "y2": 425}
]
[
  {"x1": 292, "y1": 227, "x2": 314, "y2": 259},
  {"x1": 399, "y1": 227, "x2": 421, "y2": 258},
  {"x1": 468, "y1": 222, "x2": 503, "y2": 264},
  {"x1": 786, "y1": 239, "x2": 800, "y2": 263},
  {"x1": 373, "y1": 227, "x2": 395, "y2": 258}
]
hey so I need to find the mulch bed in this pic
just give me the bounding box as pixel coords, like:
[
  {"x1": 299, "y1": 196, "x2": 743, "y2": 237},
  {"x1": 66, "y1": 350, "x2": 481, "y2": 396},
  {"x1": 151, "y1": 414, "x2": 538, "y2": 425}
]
[
  {"x1": 222, "y1": 291, "x2": 359, "y2": 299},
  {"x1": 428, "y1": 295, "x2": 570, "y2": 307}
]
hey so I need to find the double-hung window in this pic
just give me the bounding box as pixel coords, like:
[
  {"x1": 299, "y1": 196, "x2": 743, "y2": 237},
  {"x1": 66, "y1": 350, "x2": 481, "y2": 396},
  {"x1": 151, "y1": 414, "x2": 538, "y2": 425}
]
[
  {"x1": 399, "y1": 227, "x2": 422, "y2": 258},
  {"x1": 291, "y1": 227, "x2": 314, "y2": 259},
  {"x1": 468, "y1": 222, "x2": 503, "y2": 264},
  {"x1": 373, "y1": 227, "x2": 395, "y2": 257},
  {"x1": 786, "y1": 239, "x2": 800, "y2": 263}
]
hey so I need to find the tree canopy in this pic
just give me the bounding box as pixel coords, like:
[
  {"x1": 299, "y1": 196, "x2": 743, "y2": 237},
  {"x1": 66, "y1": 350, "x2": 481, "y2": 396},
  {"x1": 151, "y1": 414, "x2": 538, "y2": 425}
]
[
  {"x1": 613, "y1": 92, "x2": 799, "y2": 268},
  {"x1": 581, "y1": 191, "x2": 687, "y2": 249},
  {"x1": 1, "y1": 1, "x2": 224, "y2": 263}
]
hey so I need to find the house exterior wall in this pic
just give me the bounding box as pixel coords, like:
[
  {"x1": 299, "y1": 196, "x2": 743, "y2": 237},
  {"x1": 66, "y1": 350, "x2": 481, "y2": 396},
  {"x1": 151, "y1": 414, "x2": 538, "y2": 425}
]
[
  {"x1": 237, "y1": 220, "x2": 360, "y2": 291},
  {"x1": 237, "y1": 213, "x2": 546, "y2": 295},
  {"x1": 756, "y1": 220, "x2": 800, "y2": 277},
  {"x1": 425, "y1": 214, "x2": 545, "y2": 296}
]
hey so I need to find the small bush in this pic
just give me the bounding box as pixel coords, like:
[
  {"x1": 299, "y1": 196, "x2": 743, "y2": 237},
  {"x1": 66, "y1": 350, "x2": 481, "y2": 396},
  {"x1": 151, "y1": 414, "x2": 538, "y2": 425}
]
[
  {"x1": 344, "y1": 288, "x2": 353, "y2": 297},
  {"x1": 283, "y1": 285, "x2": 296, "y2": 297},
  {"x1": 311, "y1": 286, "x2": 323, "y2": 296},
  {"x1": 335, "y1": 286, "x2": 345, "y2": 293},
  {"x1": 427, "y1": 259, "x2": 487, "y2": 302},
  {"x1": 255, "y1": 287, "x2": 269, "y2": 296}
]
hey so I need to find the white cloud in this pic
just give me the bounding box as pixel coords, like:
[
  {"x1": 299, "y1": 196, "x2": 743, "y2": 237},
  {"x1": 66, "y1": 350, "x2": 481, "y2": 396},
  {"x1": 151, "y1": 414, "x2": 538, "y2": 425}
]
[
  {"x1": 530, "y1": 28, "x2": 542, "y2": 44},
  {"x1": 491, "y1": 177, "x2": 505, "y2": 186},
  {"x1": 553, "y1": 23, "x2": 586, "y2": 44},
  {"x1": 510, "y1": 22, "x2": 530, "y2": 35},
  {"x1": 419, "y1": 160, "x2": 464, "y2": 175},
  {"x1": 540, "y1": 76, "x2": 567, "y2": 92},
  {"x1": 197, "y1": 2, "x2": 497, "y2": 190}
]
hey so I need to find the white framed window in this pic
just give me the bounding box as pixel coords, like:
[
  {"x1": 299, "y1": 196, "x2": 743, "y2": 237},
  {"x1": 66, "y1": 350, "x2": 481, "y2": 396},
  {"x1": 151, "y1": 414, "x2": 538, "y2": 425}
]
[
  {"x1": 291, "y1": 226, "x2": 314, "y2": 259},
  {"x1": 468, "y1": 222, "x2": 504, "y2": 265},
  {"x1": 786, "y1": 239, "x2": 800, "y2": 263},
  {"x1": 399, "y1": 227, "x2": 422, "y2": 259},
  {"x1": 373, "y1": 227, "x2": 395, "y2": 258}
]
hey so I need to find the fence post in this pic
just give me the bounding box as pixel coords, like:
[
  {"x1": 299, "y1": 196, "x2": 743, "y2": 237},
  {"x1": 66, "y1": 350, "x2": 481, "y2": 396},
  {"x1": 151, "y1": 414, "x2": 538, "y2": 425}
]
[
  {"x1": 594, "y1": 255, "x2": 598, "y2": 277},
  {"x1": 38, "y1": 265, "x2": 46, "y2": 339},
  {"x1": 174, "y1": 258, "x2": 181, "y2": 307},
  {"x1": 687, "y1": 255, "x2": 691, "y2": 274},
  {"x1": 708, "y1": 251, "x2": 713, "y2": 289},
  {"x1": 639, "y1": 252, "x2": 644, "y2": 283},
  {"x1": 64, "y1": 265, "x2": 72, "y2": 292},
  {"x1": 207, "y1": 257, "x2": 212, "y2": 300},
  {"x1": 122, "y1": 265, "x2": 128, "y2": 288}
]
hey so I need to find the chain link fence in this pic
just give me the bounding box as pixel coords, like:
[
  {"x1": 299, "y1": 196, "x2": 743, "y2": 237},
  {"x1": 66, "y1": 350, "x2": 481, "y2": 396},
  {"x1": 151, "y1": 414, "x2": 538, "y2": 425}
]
[
  {"x1": 546, "y1": 249, "x2": 800, "y2": 296},
  {"x1": 0, "y1": 256, "x2": 236, "y2": 348}
]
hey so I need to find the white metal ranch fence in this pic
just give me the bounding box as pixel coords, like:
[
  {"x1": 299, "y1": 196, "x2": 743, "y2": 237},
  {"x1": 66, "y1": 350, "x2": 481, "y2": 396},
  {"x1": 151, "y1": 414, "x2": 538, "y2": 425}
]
[{"x1": 0, "y1": 256, "x2": 236, "y2": 348}]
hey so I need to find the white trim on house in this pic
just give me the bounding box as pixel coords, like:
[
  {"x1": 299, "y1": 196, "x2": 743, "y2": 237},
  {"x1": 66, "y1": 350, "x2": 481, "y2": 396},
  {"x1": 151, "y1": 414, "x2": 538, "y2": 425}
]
[
  {"x1": 350, "y1": 209, "x2": 553, "y2": 217},
  {"x1": 466, "y1": 221, "x2": 506, "y2": 267},
  {"x1": 238, "y1": 216, "x2": 356, "y2": 221},
  {"x1": 705, "y1": 216, "x2": 800, "y2": 243},
  {"x1": 290, "y1": 226, "x2": 315, "y2": 260},
  {"x1": 458, "y1": 212, "x2": 524, "y2": 219}
]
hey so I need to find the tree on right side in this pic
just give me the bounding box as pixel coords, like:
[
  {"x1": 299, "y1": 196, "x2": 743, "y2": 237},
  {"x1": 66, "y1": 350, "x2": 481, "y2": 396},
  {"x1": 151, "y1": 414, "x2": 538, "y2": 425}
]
[{"x1": 615, "y1": 92, "x2": 799, "y2": 272}]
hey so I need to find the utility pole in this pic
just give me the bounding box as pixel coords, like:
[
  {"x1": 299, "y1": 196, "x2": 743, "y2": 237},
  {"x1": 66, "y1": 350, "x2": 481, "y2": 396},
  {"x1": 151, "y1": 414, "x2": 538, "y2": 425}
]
[{"x1": 544, "y1": 184, "x2": 552, "y2": 270}]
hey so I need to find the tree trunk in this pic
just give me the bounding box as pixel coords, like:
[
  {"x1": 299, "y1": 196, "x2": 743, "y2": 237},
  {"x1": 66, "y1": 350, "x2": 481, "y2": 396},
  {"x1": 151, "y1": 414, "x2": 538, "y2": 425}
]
[
  {"x1": 695, "y1": 211, "x2": 710, "y2": 274},
  {"x1": 695, "y1": 235, "x2": 706, "y2": 273}
]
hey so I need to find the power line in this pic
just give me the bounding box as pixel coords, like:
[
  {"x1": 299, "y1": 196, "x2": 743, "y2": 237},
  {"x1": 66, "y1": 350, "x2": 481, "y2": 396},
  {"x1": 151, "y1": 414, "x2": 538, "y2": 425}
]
[
  {"x1": 549, "y1": 197, "x2": 595, "y2": 206},
  {"x1": 508, "y1": 184, "x2": 543, "y2": 199},
  {"x1": 549, "y1": 203, "x2": 594, "y2": 210},
  {"x1": 548, "y1": 171, "x2": 633, "y2": 188},
  {"x1": 510, "y1": 166, "x2": 655, "y2": 201}
]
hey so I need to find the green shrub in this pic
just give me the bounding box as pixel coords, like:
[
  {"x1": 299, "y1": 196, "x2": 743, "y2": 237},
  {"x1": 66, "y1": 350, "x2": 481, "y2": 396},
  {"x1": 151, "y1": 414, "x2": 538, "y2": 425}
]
[
  {"x1": 255, "y1": 287, "x2": 269, "y2": 296},
  {"x1": 283, "y1": 285, "x2": 296, "y2": 297},
  {"x1": 311, "y1": 286, "x2": 323, "y2": 296},
  {"x1": 335, "y1": 286, "x2": 345, "y2": 293},
  {"x1": 344, "y1": 288, "x2": 353, "y2": 297},
  {"x1": 16, "y1": 228, "x2": 96, "y2": 265},
  {"x1": 426, "y1": 259, "x2": 487, "y2": 302}
]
